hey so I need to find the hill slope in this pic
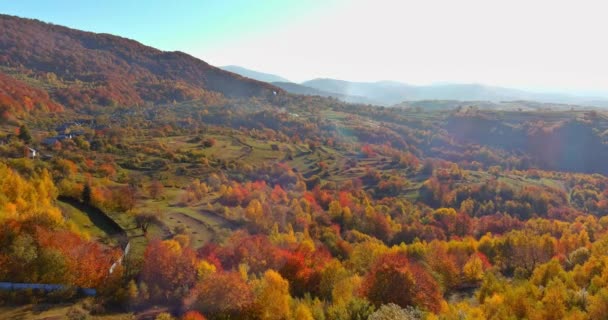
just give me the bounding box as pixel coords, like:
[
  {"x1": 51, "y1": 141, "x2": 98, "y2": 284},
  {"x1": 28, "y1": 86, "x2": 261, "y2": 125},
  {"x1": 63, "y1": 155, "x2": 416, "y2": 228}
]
[
  {"x1": 0, "y1": 15, "x2": 281, "y2": 108},
  {"x1": 0, "y1": 72, "x2": 64, "y2": 120}
]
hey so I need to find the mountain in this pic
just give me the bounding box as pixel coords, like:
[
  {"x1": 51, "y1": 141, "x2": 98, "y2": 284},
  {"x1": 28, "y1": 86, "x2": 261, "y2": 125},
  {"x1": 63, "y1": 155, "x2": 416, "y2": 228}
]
[
  {"x1": 270, "y1": 82, "x2": 334, "y2": 96},
  {"x1": 270, "y1": 81, "x2": 374, "y2": 104},
  {"x1": 302, "y1": 79, "x2": 412, "y2": 105},
  {"x1": 221, "y1": 65, "x2": 290, "y2": 83},
  {"x1": 302, "y1": 79, "x2": 608, "y2": 107},
  {"x1": 0, "y1": 15, "x2": 281, "y2": 110},
  {"x1": 220, "y1": 66, "x2": 378, "y2": 104}
]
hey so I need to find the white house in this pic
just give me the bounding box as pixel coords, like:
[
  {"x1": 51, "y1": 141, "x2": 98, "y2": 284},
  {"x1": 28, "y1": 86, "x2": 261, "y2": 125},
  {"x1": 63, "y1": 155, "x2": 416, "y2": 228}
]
[{"x1": 25, "y1": 147, "x2": 37, "y2": 159}]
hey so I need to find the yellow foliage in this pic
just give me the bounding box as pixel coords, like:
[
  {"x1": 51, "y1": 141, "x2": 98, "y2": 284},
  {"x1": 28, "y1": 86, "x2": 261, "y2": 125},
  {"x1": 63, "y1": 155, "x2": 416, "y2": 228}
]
[
  {"x1": 441, "y1": 302, "x2": 484, "y2": 320},
  {"x1": 0, "y1": 163, "x2": 62, "y2": 225},
  {"x1": 347, "y1": 240, "x2": 389, "y2": 274},
  {"x1": 293, "y1": 303, "x2": 314, "y2": 320},
  {"x1": 541, "y1": 280, "x2": 567, "y2": 320},
  {"x1": 332, "y1": 275, "x2": 361, "y2": 305},
  {"x1": 174, "y1": 234, "x2": 191, "y2": 248},
  {"x1": 196, "y1": 260, "x2": 216, "y2": 280},
  {"x1": 482, "y1": 294, "x2": 510, "y2": 319},
  {"x1": 463, "y1": 254, "x2": 484, "y2": 282},
  {"x1": 255, "y1": 270, "x2": 291, "y2": 320},
  {"x1": 162, "y1": 239, "x2": 182, "y2": 255}
]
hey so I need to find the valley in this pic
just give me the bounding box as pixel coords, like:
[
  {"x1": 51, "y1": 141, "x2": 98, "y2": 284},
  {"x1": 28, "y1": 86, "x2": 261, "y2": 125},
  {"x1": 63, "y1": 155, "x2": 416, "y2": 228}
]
[{"x1": 1, "y1": 13, "x2": 608, "y2": 320}]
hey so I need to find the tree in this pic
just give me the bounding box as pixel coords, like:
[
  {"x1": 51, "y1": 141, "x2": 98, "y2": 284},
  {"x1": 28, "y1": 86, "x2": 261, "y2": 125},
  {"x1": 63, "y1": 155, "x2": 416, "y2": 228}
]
[
  {"x1": 18, "y1": 124, "x2": 32, "y2": 143},
  {"x1": 112, "y1": 185, "x2": 137, "y2": 212},
  {"x1": 362, "y1": 253, "x2": 442, "y2": 312},
  {"x1": 182, "y1": 310, "x2": 206, "y2": 320},
  {"x1": 541, "y1": 280, "x2": 567, "y2": 319},
  {"x1": 155, "y1": 313, "x2": 175, "y2": 320},
  {"x1": 255, "y1": 270, "x2": 291, "y2": 320},
  {"x1": 135, "y1": 211, "x2": 160, "y2": 235},
  {"x1": 82, "y1": 183, "x2": 92, "y2": 204},
  {"x1": 140, "y1": 240, "x2": 197, "y2": 303},
  {"x1": 368, "y1": 303, "x2": 423, "y2": 320},
  {"x1": 293, "y1": 303, "x2": 314, "y2": 320},
  {"x1": 148, "y1": 180, "x2": 165, "y2": 200},
  {"x1": 245, "y1": 199, "x2": 267, "y2": 231},
  {"x1": 588, "y1": 288, "x2": 608, "y2": 320},
  {"x1": 463, "y1": 254, "x2": 485, "y2": 283},
  {"x1": 189, "y1": 271, "x2": 254, "y2": 319}
]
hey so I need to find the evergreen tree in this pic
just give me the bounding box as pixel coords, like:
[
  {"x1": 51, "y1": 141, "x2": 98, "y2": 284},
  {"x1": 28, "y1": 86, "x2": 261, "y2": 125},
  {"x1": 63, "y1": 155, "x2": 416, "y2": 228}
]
[
  {"x1": 18, "y1": 124, "x2": 32, "y2": 143},
  {"x1": 82, "y1": 183, "x2": 92, "y2": 204}
]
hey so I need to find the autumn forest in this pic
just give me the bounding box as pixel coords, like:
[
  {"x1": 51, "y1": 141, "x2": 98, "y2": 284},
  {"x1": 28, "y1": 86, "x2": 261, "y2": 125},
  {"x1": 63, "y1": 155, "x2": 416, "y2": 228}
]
[{"x1": 2, "y1": 13, "x2": 608, "y2": 320}]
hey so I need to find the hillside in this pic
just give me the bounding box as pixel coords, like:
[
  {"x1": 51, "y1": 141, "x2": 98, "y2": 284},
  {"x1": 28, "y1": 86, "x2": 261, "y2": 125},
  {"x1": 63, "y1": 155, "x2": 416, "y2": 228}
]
[
  {"x1": 0, "y1": 15, "x2": 281, "y2": 109},
  {"x1": 0, "y1": 72, "x2": 64, "y2": 121}
]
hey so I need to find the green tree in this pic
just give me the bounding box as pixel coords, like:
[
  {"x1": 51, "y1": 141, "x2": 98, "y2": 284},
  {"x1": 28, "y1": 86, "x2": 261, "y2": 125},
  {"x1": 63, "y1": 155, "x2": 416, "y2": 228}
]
[
  {"x1": 82, "y1": 183, "x2": 92, "y2": 204},
  {"x1": 18, "y1": 124, "x2": 32, "y2": 143}
]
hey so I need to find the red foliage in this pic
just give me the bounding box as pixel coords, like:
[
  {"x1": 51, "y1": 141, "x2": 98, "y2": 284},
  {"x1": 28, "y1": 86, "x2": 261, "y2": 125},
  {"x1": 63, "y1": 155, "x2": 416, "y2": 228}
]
[
  {"x1": 140, "y1": 240, "x2": 198, "y2": 302},
  {"x1": 476, "y1": 213, "x2": 524, "y2": 236},
  {"x1": 277, "y1": 245, "x2": 331, "y2": 297},
  {"x1": 182, "y1": 310, "x2": 206, "y2": 320},
  {"x1": 362, "y1": 252, "x2": 442, "y2": 312},
  {"x1": 361, "y1": 144, "x2": 376, "y2": 157},
  {"x1": 185, "y1": 271, "x2": 254, "y2": 318},
  {"x1": 0, "y1": 15, "x2": 280, "y2": 108},
  {"x1": 271, "y1": 185, "x2": 288, "y2": 203},
  {"x1": 0, "y1": 72, "x2": 63, "y2": 118},
  {"x1": 35, "y1": 226, "x2": 118, "y2": 288},
  {"x1": 215, "y1": 233, "x2": 283, "y2": 274},
  {"x1": 338, "y1": 191, "x2": 354, "y2": 208}
]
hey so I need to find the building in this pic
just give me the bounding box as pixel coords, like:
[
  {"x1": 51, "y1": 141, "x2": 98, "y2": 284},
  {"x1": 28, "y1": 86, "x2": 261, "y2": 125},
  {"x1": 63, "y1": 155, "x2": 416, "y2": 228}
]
[{"x1": 24, "y1": 147, "x2": 37, "y2": 159}]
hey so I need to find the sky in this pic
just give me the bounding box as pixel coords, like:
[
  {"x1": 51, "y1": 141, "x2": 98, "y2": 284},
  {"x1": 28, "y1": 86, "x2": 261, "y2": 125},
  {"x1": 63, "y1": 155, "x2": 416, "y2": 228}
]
[{"x1": 2, "y1": 0, "x2": 608, "y2": 96}]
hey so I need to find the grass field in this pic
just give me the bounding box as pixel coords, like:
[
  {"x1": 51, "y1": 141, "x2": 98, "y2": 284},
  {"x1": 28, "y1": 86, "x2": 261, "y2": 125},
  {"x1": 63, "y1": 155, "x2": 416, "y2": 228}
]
[
  {"x1": 0, "y1": 303, "x2": 138, "y2": 320},
  {"x1": 58, "y1": 200, "x2": 115, "y2": 242}
]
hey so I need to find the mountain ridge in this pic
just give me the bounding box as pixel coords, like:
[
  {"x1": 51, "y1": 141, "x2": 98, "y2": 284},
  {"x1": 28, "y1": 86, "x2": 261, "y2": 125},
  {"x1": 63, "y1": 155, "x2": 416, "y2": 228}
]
[
  {"x1": 221, "y1": 65, "x2": 290, "y2": 83},
  {"x1": 223, "y1": 65, "x2": 608, "y2": 107}
]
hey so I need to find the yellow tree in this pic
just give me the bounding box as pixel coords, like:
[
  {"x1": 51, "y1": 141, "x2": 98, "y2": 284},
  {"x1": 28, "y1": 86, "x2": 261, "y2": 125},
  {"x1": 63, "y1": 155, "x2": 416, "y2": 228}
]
[
  {"x1": 541, "y1": 280, "x2": 567, "y2": 320},
  {"x1": 255, "y1": 270, "x2": 291, "y2": 320},
  {"x1": 245, "y1": 199, "x2": 266, "y2": 229},
  {"x1": 587, "y1": 288, "x2": 608, "y2": 320},
  {"x1": 463, "y1": 254, "x2": 485, "y2": 283},
  {"x1": 293, "y1": 303, "x2": 314, "y2": 320}
]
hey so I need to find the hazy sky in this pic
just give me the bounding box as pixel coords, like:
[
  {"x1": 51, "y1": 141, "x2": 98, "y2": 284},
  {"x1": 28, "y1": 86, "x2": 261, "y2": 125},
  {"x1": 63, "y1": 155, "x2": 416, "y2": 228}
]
[{"x1": 2, "y1": 0, "x2": 608, "y2": 96}]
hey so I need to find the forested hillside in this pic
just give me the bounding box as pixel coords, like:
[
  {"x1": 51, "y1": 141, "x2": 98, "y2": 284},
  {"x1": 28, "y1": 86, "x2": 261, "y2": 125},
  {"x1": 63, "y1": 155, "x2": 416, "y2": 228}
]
[
  {"x1": 0, "y1": 72, "x2": 64, "y2": 120},
  {"x1": 0, "y1": 15, "x2": 281, "y2": 111}
]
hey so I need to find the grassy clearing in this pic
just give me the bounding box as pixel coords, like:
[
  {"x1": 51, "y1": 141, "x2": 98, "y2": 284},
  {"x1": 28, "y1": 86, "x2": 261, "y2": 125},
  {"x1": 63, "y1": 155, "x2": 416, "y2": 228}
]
[
  {"x1": 58, "y1": 201, "x2": 112, "y2": 241},
  {"x1": 136, "y1": 186, "x2": 237, "y2": 248},
  {"x1": 0, "y1": 303, "x2": 136, "y2": 320}
]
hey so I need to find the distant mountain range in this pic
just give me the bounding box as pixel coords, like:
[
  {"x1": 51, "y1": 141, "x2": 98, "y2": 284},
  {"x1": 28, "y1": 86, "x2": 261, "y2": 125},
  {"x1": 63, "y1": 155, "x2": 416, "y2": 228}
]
[
  {"x1": 224, "y1": 66, "x2": 608, "y2": 108},
  {"x1": 269, "y1": 82, "x2": 375, "y2": 105},
  {"x1": 221, "y1": 65, "x2": 290, "y2": 83}
]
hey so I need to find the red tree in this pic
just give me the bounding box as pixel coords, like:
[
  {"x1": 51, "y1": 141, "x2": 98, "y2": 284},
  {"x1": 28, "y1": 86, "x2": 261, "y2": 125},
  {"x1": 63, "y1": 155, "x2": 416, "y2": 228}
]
[{"x1": 362, "y1": 252, "x2": 442, "y2": 312}]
